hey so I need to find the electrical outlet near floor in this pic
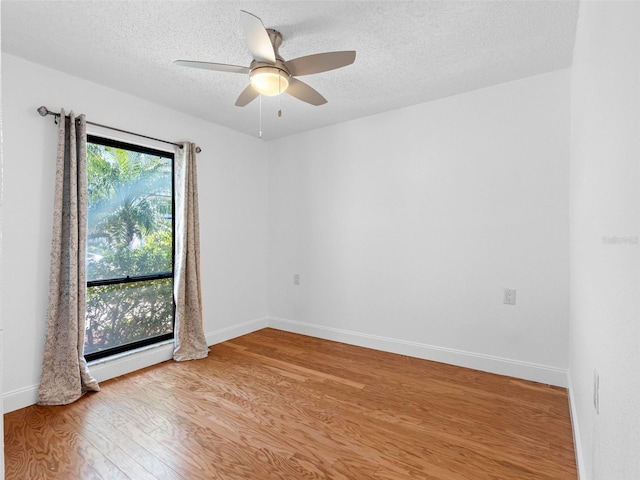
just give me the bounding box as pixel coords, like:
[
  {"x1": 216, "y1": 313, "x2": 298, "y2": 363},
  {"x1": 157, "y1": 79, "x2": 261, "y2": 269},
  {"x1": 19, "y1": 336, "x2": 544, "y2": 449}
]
[{"x1": 503, "y1": 288, "x2": 516, "y2": 305}]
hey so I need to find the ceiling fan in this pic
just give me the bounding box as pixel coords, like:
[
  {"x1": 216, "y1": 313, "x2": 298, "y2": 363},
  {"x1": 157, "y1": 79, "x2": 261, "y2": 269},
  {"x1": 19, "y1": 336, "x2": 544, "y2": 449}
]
[{"x1": 175, "y1": 10, "x2": 356, "y2": 107}]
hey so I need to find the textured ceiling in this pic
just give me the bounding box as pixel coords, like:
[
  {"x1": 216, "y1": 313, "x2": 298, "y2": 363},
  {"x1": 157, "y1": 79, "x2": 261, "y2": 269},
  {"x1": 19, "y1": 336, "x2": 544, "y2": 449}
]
[{"x1": 1, "y1": 1, "x2": 579, "y2": 140}]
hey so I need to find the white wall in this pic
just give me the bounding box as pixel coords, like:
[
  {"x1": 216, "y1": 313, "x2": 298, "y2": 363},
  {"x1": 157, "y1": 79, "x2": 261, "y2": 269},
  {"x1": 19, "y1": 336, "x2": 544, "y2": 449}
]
[
  {"x1": 1, "y1": 54, "x2": 269, "y2": 412},
  {"x1": 2, "y1": 51, "x2": 573, "y2": 423},
  {"x1": 569, "y1": 2, "x2": 640, "y2": 479},
  {"x1": 268, "y1": 70, "x2": 571, "y2": 386},
  {"x1": 0, "y1": 20, "x2": 5, "y2": 477}
]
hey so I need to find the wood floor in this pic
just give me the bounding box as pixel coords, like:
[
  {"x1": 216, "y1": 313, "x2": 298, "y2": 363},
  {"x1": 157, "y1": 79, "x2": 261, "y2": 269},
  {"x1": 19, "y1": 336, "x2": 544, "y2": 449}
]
[{"x1": 4, "y1": 328, "x2": 577, "y2": 479}]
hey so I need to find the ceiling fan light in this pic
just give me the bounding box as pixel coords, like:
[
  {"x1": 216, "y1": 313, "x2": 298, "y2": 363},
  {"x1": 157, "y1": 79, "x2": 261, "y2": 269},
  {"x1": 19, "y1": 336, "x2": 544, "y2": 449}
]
[{"x1": 250, "y1": 67, "x2": 290, "y2": 96}]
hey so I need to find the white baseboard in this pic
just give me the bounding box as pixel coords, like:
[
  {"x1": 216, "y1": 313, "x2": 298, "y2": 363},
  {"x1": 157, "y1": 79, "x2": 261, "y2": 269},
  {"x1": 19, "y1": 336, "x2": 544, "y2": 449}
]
[
  {"x1": 2, "y1": 316, "x2": 269, "y2": 414},
  {"x1": 205, "y1": 316, "x2": 269, "y2": 346},
  {"x1": 4, "y1": 315, "x2": 568, "y2": 412},
  {"x1": 3, "y1": 384, "x2": 40, "y2": 415},
  {"x1": 567, "y1": 374, "x2": 586, "y2": 480},
  {"x1": 268, "y1": 316, "x2": 569, "y2": 387}
]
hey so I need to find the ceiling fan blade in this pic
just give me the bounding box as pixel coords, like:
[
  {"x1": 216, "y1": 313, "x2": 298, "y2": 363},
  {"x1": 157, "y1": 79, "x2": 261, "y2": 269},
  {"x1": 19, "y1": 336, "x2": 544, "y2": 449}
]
[
  {"x1": 239, "y1": 10, "x2": 276, "y2": 64},
  {"x1": 286, "y1": 78, "x2": 327, "y2": 106},
  {"x1": 284, "y1": 51, "x2": 356, "y2": 76},
  {"x1": 235, "y1": 84, "x2": 260, "y2": 107},
  {"x1": 174, "y1": 60, "x2": 250, "y2": 74}
]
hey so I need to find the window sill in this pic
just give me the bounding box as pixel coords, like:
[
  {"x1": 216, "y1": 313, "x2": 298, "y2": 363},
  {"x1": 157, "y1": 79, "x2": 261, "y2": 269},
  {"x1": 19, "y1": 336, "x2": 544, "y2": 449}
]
[{"x1": 87, "y1": 340, "x2": 173, "y2": 382}]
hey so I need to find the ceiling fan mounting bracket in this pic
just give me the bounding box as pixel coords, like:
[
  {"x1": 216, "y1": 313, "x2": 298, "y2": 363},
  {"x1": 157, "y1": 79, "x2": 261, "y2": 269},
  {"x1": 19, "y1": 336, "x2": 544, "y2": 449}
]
[{"x1": 266, "y1": 29, "x2": 284, "y2": 58}]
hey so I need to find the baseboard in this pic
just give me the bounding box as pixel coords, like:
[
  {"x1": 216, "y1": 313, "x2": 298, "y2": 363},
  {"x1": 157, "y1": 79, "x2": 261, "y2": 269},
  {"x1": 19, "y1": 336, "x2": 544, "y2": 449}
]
[
  {"x1": 205, "y1": 316, "x2": 269, "y2": 346},
  {"x1": 4, "y1": 315, "x2": 567, "y2": 412},
  {"x1": 268, "y1": 317, "x2": 569, "y2": 387},
  {"x1": 2, "y1": 316, "x2": 269, "y2": 414},
  {"x1": 567, "y1": 373, "x2": 586, "y2": 479},
  {"x1": 2, "y1": 384, "x2": 40, "y2": 414}
]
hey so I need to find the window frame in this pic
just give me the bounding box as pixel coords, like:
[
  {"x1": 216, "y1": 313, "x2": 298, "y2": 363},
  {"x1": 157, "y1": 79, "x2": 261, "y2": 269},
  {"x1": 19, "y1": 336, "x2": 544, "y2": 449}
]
[{"x1": 84, "y1": 135, "x2": 175, "y2": 362}]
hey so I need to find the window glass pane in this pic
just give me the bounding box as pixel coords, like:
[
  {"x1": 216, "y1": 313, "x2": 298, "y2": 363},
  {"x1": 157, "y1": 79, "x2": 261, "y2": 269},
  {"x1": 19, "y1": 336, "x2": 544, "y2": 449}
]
[
  {"x1": 84, "y1": 278, "x2": 174, "y2": 356},
  {"x1": 84, "y1": 137, "x2": 174, "y2": 361},
  {"x1": 86, "y1": 143, "x2": 172, "y2": 282}
]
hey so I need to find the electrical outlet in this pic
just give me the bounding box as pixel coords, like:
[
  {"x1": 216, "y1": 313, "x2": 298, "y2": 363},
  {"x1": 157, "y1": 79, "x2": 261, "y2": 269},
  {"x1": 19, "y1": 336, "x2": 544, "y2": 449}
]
[
  {"x1": 293, "y1": 274, "x2": 300, "y2": 285},
  {"x1": 593, "y1": 369, "x2": 600, "y2": 414},
  {"x1": 503, "y1": 288, "x2": 516, "y2": 305}
]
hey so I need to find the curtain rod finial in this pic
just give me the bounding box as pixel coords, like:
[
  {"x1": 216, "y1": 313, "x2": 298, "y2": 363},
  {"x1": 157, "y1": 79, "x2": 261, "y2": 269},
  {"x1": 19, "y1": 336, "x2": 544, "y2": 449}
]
[{"x1": 37, "y1": 106, "x2": 50, "y2": 117}]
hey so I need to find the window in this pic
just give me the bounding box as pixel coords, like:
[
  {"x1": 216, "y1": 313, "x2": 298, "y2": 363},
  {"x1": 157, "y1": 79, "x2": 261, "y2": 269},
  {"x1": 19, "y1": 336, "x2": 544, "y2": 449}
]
[{"x1": 84, "y1": 136, "x2": 174, "y2": 361}]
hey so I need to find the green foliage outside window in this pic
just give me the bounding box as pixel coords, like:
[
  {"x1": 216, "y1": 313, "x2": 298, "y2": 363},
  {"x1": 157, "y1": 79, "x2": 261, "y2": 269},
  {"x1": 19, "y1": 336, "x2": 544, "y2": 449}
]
[{"x1": 84, "y1": 140, "x2": 173, "y2": 357}]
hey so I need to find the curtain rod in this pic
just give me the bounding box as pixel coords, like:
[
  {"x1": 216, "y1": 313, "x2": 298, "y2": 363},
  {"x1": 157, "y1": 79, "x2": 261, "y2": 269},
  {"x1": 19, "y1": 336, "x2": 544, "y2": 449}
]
[{"x1": 37, "y1": 106, "x2": 202, "y2": 152}]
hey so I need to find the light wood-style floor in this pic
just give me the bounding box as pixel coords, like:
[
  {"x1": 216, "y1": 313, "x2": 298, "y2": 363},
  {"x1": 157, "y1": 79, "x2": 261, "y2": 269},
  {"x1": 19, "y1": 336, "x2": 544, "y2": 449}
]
[{"x1": 5, "y1": 328, "x2": 577, "y2": 479}]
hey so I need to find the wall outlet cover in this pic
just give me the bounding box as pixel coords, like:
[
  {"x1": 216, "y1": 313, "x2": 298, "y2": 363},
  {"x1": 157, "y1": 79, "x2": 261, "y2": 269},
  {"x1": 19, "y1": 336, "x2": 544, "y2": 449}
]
[{"x1": 503, "y1": 288, "x2": 516, "y2": 305}]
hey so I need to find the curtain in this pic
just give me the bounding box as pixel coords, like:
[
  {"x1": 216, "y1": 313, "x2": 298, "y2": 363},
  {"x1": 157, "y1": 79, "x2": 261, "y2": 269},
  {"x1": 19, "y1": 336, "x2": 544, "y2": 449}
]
[
  {"x1": 38, "y1": 110, "x2": 100, "y2": 405},
  {"x1": 173, "y1": 142, "x2": 209, "y2": 361}
]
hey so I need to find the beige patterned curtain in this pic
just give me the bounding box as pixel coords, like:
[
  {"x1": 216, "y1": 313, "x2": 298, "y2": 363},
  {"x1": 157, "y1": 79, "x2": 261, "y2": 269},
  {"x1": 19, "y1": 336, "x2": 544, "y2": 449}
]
[
  {"x1": 38, "y1": 110, "x2": 100, "y2": 405},
  {"x1": 173, "y1": 142, "x2": 209, "y2": 361}
]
